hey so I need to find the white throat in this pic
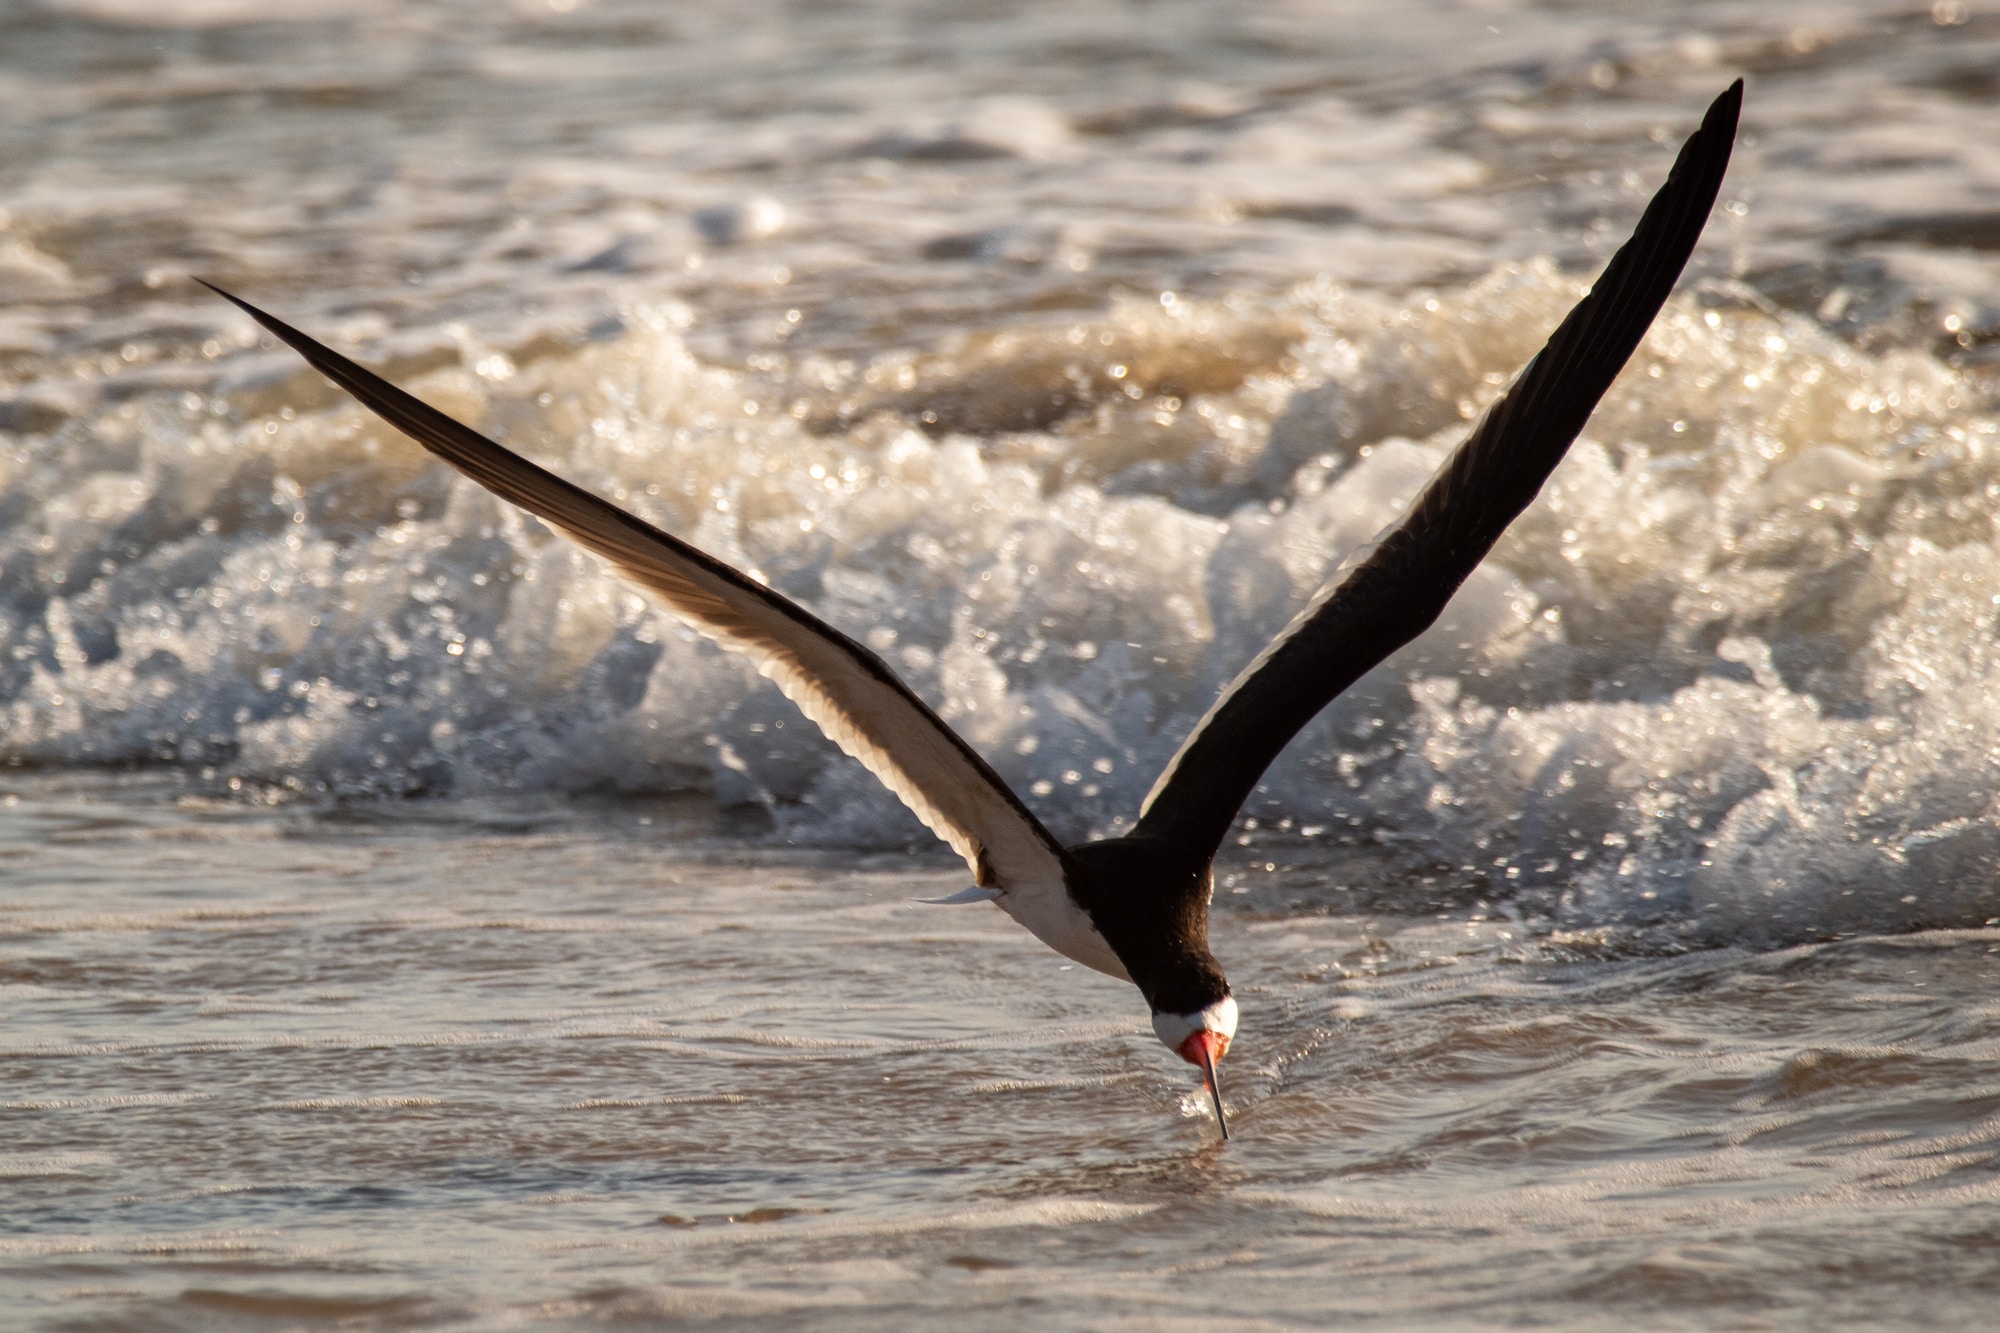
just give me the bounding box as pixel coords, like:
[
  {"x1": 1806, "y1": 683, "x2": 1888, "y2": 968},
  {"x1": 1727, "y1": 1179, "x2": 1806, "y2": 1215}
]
[{"x1": 1151, "y1": 994, "x2": 1239, "y2": 1051}]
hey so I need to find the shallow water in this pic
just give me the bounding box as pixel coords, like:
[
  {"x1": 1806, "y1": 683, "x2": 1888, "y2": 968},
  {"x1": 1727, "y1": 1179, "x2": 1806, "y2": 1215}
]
[
  {"x1": 6, "y1": 0, "x2": 2000, "y2": 1326},
  {"x1": 7, "y1": 776, "x2": 2000, "y2": 1329}
]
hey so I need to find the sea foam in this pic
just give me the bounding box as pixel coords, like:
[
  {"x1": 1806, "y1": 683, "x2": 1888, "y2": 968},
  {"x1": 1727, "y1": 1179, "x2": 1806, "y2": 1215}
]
[{"x1": 4, "y1": 260, "x2": 1995, "y2": 941}]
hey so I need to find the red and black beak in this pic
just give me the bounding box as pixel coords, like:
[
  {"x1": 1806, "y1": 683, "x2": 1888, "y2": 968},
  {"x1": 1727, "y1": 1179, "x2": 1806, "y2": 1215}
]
[{"x1": 1178, "y1": 1029, "x2": 1230, "y2": 1141}]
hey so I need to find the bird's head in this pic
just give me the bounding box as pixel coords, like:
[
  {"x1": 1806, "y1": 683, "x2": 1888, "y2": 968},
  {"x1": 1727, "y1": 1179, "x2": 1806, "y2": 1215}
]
[
  {"x1": 1151, "y1": 993, "x2": 1237, "y2": 1066},
  {"x1": 1150, "y1": 992, "x2": 1237, "y2": 1138}
]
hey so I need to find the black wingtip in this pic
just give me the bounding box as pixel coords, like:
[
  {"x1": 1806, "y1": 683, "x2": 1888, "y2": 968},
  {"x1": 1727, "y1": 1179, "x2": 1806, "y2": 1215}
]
[
  {"x1": 196, "y1": 277, "x2": 277, "y2": 333},
  {"x1": 192, "y1": 279, "x2": 353, "y2": 389},
  {"x1": 1707, "y1": 78, "x2": 1744, "y2": 138},
  {"x1": 1683, "y1": 80, "x2": 1741, "y2": 186},
  {"x1": 1675, "y1": 80, "x2": 1740, "y2": 188}
]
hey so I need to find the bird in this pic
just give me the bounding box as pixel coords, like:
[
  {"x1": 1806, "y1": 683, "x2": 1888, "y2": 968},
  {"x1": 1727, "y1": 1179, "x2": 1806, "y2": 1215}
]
[{"x1": 200, "y1": 80, "x2": 1739, "y2": 1140}]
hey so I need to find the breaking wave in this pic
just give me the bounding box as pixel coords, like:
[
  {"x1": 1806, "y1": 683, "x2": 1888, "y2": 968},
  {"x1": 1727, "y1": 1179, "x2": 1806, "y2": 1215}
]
[{"x1": 5, "y1": 255, "x2": 1998, "y2": 942}]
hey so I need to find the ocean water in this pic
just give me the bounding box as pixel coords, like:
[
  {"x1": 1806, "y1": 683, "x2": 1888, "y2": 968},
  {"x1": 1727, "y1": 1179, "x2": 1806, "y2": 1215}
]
[{"x1": 6, "y1": 0, "x2": 2000, "y2": 1326}]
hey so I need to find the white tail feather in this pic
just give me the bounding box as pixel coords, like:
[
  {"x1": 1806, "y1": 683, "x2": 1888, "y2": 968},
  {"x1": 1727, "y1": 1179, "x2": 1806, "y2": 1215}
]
[{"x1": 918, "y1": 886, "x2": 1003, "y2": 905}]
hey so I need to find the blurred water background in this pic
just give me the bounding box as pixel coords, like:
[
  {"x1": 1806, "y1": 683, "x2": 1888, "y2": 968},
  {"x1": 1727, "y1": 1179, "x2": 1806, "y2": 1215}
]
[{"x1": 7, "y1": 0, "x2": 2000, "y2": 1327}]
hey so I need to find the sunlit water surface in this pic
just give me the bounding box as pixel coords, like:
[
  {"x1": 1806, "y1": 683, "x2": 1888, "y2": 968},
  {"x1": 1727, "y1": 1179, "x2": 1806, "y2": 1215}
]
[
  {"x1": 8, "y1": 0, "x2": 2000, "y2": 1326},
  {"x1": 7, "y1": 779, "x2": 2000, "y2": 1329}
]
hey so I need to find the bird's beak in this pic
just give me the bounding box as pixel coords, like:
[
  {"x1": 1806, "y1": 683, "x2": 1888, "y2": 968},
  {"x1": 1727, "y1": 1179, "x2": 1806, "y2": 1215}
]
[{"x1": 1177, "y1": 1029, "x2": 1230, "y2": 1141}]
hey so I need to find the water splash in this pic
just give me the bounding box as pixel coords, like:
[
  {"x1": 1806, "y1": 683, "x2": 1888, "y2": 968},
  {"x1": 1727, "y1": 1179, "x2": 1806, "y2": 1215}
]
[{"x1": 4, "y1": 259, "x2": 1997, "y2": 940}]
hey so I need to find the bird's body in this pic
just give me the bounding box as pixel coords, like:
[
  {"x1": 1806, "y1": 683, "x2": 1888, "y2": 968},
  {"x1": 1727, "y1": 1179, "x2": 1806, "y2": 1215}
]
[{"x1": 200, "y1": 81, "x2": 1742, "y2": 1138}]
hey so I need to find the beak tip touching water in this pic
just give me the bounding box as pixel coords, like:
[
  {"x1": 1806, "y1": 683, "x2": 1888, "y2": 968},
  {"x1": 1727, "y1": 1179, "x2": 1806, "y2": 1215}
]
[{"x1": 1177, "y1": 1029, "x2": 1231, "y2": 1141}]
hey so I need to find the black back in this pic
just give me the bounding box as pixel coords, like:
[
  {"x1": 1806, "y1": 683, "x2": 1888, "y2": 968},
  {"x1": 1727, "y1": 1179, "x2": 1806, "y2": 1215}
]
[{"x1": 1067, "y1": 837, "x2": 1229, "y2": 1015}]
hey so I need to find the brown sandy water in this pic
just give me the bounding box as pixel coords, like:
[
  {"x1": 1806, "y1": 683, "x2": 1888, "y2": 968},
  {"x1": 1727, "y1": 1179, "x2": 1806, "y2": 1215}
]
[{"x1": 6, "y1": 776, "x2": 2000, "y2": 1329}]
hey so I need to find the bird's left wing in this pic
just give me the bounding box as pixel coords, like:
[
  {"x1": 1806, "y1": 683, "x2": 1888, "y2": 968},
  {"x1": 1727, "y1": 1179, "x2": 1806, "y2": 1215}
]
[
  {"x1": 202, "y1": 284, "x2": 1071, "y2": 904},
  {"x1": 1134, "y1": 80, "x2": 1741, "y2": 862}
]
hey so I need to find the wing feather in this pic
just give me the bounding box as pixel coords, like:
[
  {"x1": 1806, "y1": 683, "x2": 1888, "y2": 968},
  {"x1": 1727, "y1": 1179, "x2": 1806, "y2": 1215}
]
[
  {"x1": 1135, "y1": 81, "x2": 1742, "y2": 859},
  {"x1": 202, "y1": 284, "x2": 1072, "y2": 905}
]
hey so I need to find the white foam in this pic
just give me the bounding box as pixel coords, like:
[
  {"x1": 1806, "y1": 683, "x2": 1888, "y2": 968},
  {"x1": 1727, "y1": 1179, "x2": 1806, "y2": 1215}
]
[
  {"x1": 7, "y1": 257, "x2": 2000, "y2": 943},
  {"x1": 0, "y1": 1151, "x2": 114, "y2": 1178}
]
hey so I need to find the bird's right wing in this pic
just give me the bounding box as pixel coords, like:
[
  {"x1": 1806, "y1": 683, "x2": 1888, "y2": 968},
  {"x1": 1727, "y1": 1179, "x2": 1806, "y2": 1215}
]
[
  {"x1": 202, "y1": 284, "x2": 1075, "y2": 914},
  {"x1": 1135, "y1": 81, "x2": 1742, "y2": 861}
]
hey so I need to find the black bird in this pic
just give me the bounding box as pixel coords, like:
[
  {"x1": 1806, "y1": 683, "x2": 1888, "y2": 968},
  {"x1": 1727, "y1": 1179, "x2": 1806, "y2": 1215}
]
[{"x1": 201, "y1": 81, "x2": 1740, "y2": 1140}]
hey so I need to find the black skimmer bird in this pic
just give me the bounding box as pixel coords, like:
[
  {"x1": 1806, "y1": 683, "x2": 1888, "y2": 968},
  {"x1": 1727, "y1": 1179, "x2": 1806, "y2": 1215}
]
[{"x1": 201, "y1": 81, "x2": 1739, "y2": 1139}]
